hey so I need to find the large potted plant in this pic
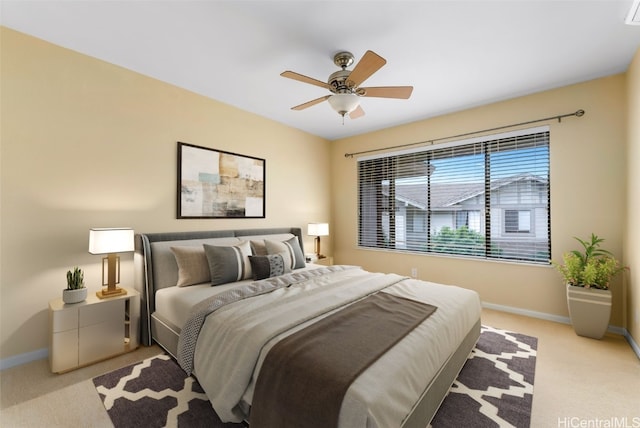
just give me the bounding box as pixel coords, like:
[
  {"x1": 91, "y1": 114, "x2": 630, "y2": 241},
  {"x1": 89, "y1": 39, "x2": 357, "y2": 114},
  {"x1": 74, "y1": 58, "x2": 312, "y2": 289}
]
[
  {"x1": 63, "y1": 266, "x2": 87, "y2": 304},
  {"x1": 553, "y1": 234, "x2": 626, "y2": 339}
]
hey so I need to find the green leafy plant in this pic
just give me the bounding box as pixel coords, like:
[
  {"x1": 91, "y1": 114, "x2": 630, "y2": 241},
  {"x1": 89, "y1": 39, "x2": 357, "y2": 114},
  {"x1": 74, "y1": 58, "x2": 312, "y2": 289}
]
[
  {"x1": 430, "y1": 226, "x2": 485, "y2": 256},
  {"x1": 66, "y1": 266, "x2": 85, "y2": 290},
  {"x1": 553, "y1": 234, "x2": 626, "y2": 290}
]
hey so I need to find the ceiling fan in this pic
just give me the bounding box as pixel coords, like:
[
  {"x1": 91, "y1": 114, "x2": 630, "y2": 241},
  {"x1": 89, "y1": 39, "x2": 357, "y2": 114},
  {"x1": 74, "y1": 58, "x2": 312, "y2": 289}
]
[{"x1": 281, "y1": 50, "x2": 413, "y2": 122}]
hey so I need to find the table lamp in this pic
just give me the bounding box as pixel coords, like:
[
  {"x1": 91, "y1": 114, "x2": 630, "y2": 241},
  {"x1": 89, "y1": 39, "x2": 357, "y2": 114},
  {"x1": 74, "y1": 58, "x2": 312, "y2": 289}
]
[
  {"x1": 307, "y1": 223, "x2": 329, "y2": 259},
  {"x1": 89, "y1": 227, "x2": 134, "y2": 299}
]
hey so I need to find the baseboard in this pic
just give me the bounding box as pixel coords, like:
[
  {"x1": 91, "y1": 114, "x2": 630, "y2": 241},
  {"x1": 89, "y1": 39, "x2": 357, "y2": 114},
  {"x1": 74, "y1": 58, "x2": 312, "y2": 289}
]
[
  {"x1": 624, "y1": 330, "x2": 640, "y2": 360},
  {"x1": 482, "y1": 301, "x2": 640, "y2": 360},
  {"x1": 0, "y1": 347, "x2": 48, "y2": 371},
  {"x1": 482, "y1": 301, "x2": 571, "y2": 325}
]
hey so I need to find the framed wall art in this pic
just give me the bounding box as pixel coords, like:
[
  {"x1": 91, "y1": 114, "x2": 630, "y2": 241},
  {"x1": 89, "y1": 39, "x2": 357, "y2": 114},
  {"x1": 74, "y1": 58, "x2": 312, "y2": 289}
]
[{"x1": 177, "y1": 142, "x2": 265, "y2": 219}]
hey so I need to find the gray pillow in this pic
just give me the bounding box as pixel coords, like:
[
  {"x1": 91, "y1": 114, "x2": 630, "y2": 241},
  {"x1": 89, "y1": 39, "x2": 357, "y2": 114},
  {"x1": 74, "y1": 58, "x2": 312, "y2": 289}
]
[
  {"x1": 265, "y1": 237, "x2": 305, "y2": 270},
  {"x1": 170, "y1": 246, "x2": 211, "y2": 287},
  {"x1": 203, "y1": 240, "x2": 252, "y2": 286},
  {"x1": 249, "y1": 254, "x2": 286, "y2": 280}
]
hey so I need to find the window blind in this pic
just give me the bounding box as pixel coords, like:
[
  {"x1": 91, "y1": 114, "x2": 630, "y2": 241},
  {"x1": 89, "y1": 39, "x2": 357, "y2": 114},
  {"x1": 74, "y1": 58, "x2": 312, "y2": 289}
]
[{"x1": 357, "y1": 127, "x2": 550, "y2": 264}]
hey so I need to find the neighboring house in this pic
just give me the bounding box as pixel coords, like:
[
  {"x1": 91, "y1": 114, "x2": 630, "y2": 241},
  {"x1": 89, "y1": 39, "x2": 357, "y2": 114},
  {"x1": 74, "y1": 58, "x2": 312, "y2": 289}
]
[{"x1": 384, "y1": 173, "x2": 549, "y2": 261}]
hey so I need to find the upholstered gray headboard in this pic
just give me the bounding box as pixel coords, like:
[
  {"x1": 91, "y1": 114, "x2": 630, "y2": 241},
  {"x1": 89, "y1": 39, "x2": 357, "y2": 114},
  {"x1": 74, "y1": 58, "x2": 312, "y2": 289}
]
[{"x1": 133, "y1": 227, "x2": 304, "y2": 346}]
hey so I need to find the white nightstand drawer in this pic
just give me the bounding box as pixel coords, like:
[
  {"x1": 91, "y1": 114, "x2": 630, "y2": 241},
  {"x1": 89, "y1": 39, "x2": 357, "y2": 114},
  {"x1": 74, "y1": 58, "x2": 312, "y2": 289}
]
[
  {"x1": 79, "y1": 319, "x2": 125, "y2": 364},
  {"x1": 51, "y1": 308, "x2": 78, "y2": 333},
  {"x1": 50, "y1": 329, "x2": 79, "y2": 372},
  {"x1": 80, "y1": 299, "x2": 123, "y2": 327}
]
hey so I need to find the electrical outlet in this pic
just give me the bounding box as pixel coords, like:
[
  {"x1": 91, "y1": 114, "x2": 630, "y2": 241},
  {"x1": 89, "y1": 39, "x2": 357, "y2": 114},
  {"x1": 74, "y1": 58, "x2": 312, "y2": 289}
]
[{"x1": 411, "y1": 267, "x2": 418, "y2": 278}]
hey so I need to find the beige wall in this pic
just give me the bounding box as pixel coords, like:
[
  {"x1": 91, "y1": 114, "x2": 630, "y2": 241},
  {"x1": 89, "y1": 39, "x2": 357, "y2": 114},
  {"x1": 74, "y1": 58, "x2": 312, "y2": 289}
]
[
  {"x1": 330, "y1": 74, "x2": 628, "y2": 327},
  {"x1": 625, "y1": 47, "x2": 640, "y2": 346},
  {"x1": 0, "y1": 28, "x2": 332, "y2": 360}
]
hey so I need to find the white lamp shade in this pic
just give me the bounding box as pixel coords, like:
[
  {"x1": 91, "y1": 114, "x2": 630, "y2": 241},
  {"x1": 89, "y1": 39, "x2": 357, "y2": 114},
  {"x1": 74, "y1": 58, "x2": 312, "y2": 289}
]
[
  {"x1": 328, "y1": 94, "x2": 359, "y2": 115},
  {"x1": 308, "y1": 223, "x2": 329, "y2": 237},
  {"x1": 89, "y1": 228, "x2": 134, "y2": 254}
]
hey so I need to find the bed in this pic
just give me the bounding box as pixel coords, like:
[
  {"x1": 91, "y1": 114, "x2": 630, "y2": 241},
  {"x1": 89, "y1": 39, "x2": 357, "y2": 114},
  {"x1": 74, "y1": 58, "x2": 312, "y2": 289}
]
[{"x1": 134, "y1": 227, "x2": 481, "y2": 428}]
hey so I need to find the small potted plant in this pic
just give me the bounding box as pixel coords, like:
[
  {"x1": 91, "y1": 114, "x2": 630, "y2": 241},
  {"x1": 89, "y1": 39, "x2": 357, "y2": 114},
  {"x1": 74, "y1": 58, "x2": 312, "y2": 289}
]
[
  {"x1": 553, "y1": 234, "x2": 626, "y2": 339},
  {"x1": 63, "y1": 266, "x2": 87, "y2": 304}
]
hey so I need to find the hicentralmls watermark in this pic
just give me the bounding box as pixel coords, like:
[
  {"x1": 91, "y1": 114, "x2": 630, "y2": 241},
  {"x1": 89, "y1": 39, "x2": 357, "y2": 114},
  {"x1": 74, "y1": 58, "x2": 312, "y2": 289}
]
[{"x1": 558, "y1": 417, "x2": 640, "y2": 428}]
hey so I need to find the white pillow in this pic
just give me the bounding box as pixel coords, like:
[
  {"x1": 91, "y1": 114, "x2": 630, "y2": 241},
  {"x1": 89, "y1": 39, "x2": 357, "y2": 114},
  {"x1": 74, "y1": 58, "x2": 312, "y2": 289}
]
[{"x1": 264, "y1": 237, "x2": 306, "y2": 270}]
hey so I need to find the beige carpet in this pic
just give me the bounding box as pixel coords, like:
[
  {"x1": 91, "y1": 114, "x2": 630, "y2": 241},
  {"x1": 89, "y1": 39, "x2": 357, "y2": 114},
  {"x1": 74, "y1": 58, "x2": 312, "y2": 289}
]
[{"x1": 1, "y1": 309, "x2": 638, "y2": 427}]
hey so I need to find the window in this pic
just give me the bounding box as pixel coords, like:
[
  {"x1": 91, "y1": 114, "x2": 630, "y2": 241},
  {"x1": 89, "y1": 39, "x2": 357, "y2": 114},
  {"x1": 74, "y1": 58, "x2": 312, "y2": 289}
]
[
  {"x1": 407, "y1": 209, "x2": 426, "y2": 233},
  {"x1": 505, "y1": 210, "x2": 532, "y2": 234},
  {"x1": 357, "y1": 127, "x2": 550, "y2": 264}
]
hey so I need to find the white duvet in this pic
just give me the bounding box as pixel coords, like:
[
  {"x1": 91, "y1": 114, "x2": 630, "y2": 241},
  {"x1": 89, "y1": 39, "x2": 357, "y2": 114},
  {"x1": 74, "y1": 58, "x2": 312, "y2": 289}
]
[{"x1": 186, "y1": 267, "x2": 481, "y2": 428}]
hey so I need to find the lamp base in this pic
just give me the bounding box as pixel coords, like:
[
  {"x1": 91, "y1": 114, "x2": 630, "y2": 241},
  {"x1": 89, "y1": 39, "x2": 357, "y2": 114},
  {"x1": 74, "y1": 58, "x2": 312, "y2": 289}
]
[{"x1": 96, "y1": 286, "x2": 128, "y2": 299}]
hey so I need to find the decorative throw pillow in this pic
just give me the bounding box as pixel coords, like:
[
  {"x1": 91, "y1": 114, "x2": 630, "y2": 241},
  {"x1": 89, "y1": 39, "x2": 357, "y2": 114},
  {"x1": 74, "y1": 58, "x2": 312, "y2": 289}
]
[
  {"x1": 170, "y1": 246, "x2": 211, "y2": 287},
  {"x1": 250, "y1": 240, "x2": 268, "y2": 256},
  {"x1": 203, "y1": 240, "x2": 252, "y2": 286},
  {"x1": 264, "y1": 237, "x2": 306, "y2": 270},
  {"x1": 249, "y1": 254, "x2": 286, "y2": 280}
]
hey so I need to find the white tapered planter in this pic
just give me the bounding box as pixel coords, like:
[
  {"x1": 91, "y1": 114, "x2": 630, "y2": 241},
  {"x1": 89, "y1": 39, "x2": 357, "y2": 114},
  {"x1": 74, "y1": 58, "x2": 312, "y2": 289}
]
[{"x1": 566, "y1": 285, "x2": 611, "y2": 339}]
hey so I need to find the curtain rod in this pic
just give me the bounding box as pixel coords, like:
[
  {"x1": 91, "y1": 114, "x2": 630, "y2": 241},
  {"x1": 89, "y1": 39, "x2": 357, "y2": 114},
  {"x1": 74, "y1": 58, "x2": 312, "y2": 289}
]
[{"x1": 344, "y1": 109, "x2": 585, "y2": 158}]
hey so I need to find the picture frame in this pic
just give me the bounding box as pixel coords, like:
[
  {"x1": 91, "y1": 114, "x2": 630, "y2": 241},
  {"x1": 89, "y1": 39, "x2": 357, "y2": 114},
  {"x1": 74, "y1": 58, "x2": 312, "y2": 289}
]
[{"x1": 177, "y1": 142, "x2": 265, "y2": 219}]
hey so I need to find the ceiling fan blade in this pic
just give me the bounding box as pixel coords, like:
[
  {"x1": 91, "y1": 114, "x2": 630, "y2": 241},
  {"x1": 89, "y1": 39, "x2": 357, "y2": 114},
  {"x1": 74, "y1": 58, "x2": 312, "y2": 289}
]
[
  {"x1": 281, "y1": 71, "x2": 331, "y2": 90},
  {"x1": 291, "y1": 95, "x2": 331, "y2": 111},
  {"x1": 349, "y1": 105, "x2": 365, "y2": 119},
  {"x1": 360, "y1": 86, "x2": 414, "y2": 99},
  {"x1": 346, "y1": 50, "x2": 386, "y2": 88}
]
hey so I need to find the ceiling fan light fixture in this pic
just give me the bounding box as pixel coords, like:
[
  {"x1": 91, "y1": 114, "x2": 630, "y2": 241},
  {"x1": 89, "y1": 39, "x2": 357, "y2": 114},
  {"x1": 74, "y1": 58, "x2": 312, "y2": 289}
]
[{"x1": 328, "y1": 93, "x2": 359, "y2": 116}]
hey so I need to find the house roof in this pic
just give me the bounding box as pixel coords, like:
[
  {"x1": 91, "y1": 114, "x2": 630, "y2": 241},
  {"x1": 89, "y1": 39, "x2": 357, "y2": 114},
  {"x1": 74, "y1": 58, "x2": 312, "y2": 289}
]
[{"x1": 390, "y1": 174, "x2": 547, "y2": 210}]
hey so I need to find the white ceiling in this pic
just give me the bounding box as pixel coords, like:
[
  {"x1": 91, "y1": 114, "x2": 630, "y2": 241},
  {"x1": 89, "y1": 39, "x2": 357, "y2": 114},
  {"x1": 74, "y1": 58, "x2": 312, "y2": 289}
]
[{"x1": 2, "y1": 0, "x2": 640, "y2": 141}]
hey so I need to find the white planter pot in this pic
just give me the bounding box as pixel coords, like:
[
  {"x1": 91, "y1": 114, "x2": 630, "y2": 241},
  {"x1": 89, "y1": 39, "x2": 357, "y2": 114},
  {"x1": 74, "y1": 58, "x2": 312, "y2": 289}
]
[
  {"x1": 566, "y1": 285, "x2": 612, "y2": 339},
  {"x1": 62, "y1": 288, "x2": 87, "y2": 304}
]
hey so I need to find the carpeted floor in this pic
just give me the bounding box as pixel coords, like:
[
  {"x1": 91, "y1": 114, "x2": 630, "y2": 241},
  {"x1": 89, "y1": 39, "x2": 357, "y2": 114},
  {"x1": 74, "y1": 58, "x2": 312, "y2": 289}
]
[{"x1": 93, "y1": 325, "x2": 537, "y2": 428}]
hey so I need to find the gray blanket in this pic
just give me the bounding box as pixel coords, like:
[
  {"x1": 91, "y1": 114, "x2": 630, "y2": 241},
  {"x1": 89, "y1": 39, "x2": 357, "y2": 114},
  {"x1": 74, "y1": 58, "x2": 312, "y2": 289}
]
[
  {"x1": 177, "y1": 265, "x2": 355, "y2": 374},
  {"x1": 250, "y1": 292, "x2": 437, "y2": 428}
]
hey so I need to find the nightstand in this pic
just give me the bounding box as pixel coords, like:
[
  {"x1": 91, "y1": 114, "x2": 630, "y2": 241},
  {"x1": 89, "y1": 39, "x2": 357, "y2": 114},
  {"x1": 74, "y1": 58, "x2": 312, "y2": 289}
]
[
  {"x1": 314, "y1": 256, "x2": 334, "y2": 266},
  {"x1": 49, "y1": 287, "x2": 139, "y2": 373}
]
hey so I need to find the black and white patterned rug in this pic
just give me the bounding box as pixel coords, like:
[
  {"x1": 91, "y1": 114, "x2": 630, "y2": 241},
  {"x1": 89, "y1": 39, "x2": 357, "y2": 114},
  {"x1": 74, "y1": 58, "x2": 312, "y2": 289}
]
[
  {"x1": 93, "y1": 325, "x2": 537, "y2": 428},
  {"x1": 430, "y1": 325, "x2": 537, "y2": 428}
]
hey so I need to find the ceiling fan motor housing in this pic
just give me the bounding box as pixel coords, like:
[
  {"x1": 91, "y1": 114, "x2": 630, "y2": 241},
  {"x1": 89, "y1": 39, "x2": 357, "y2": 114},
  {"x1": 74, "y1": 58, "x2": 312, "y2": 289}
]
[
  {"x1": 328, "y1": 70, "x2": 353, "y2": 94},
  {"x1": 329, "y1": 52, "x2": 362, "y2": 94}
]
